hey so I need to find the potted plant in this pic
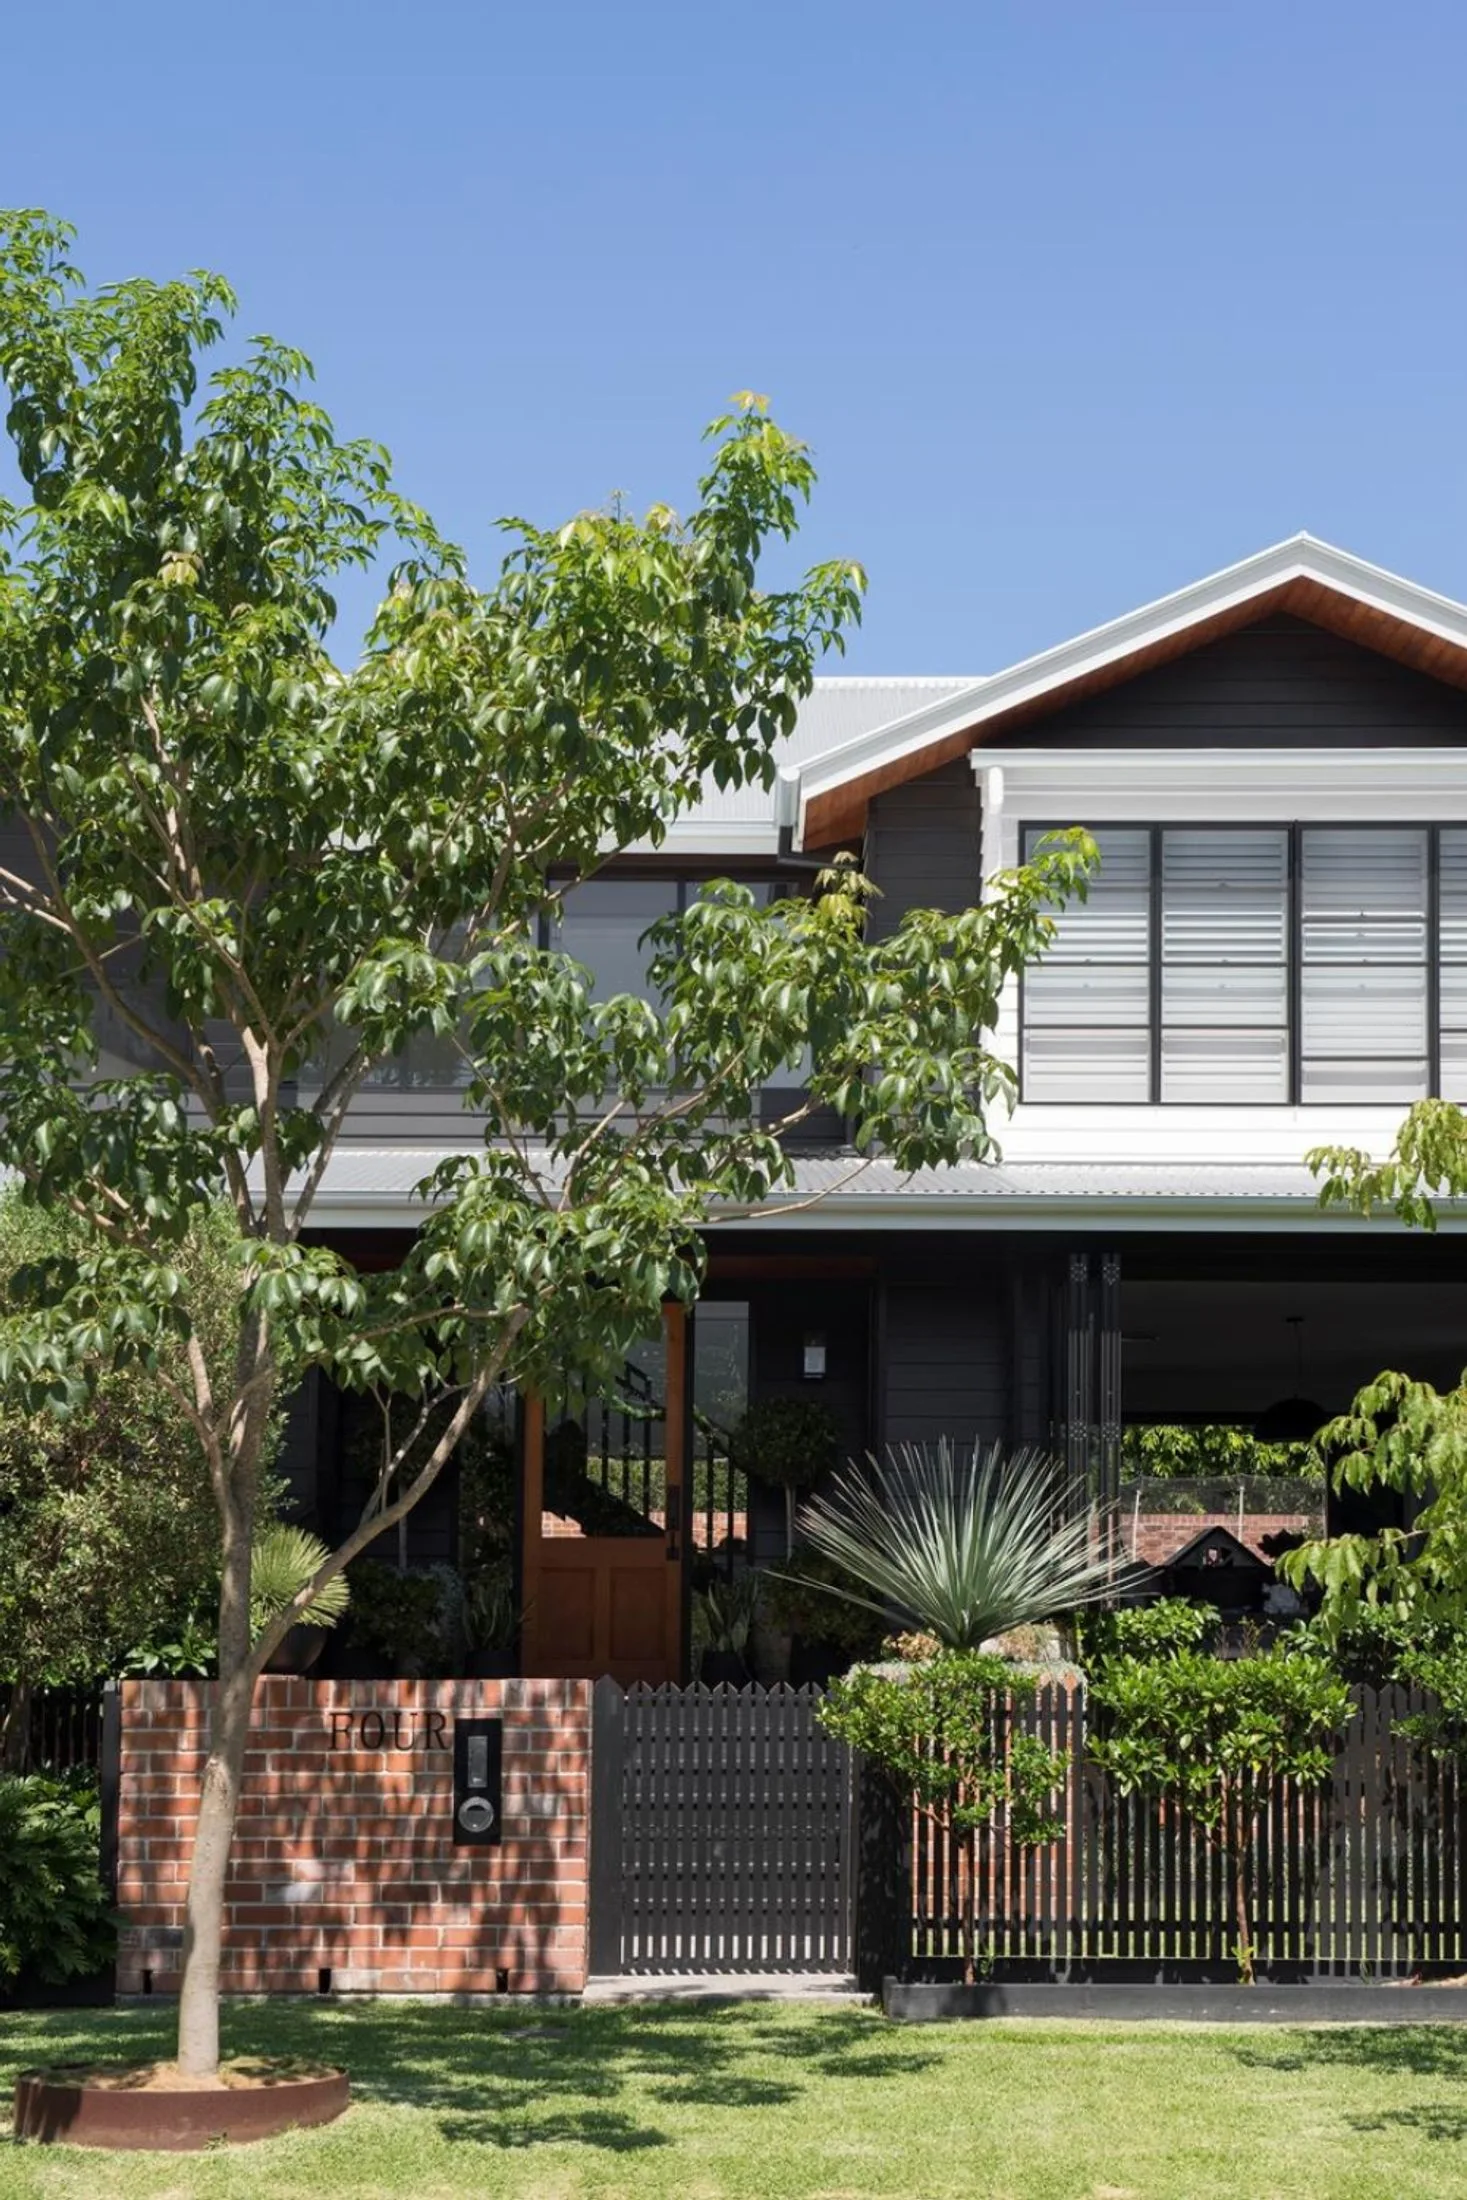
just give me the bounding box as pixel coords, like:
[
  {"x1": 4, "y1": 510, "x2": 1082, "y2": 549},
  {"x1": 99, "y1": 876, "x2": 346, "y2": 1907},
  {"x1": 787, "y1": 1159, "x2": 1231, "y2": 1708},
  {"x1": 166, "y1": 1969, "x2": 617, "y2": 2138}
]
[
  {"x1": 692, "y1": 1573, "x2": 760, "y2": 1685},
  {"x1": 729, "y1": 1397, "x2": 840, "y2": 1558},
  {"x1": 253, "y1": 1524, "x2": 350, "y2": 1674},
  {"x1": 763, "y1": 1547, "x2": 886, "y2": 1685}
]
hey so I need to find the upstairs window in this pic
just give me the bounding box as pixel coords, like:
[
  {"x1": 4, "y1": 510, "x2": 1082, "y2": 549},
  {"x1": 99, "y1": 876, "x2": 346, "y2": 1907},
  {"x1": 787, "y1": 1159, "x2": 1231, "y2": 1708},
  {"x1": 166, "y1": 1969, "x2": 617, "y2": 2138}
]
[
  {"x1": 1022, "y1": 822, "x2": 1446, "y2": 1106},
  {"x1": 348, "y1": 875, "x2": 779, "y2": 1092}
]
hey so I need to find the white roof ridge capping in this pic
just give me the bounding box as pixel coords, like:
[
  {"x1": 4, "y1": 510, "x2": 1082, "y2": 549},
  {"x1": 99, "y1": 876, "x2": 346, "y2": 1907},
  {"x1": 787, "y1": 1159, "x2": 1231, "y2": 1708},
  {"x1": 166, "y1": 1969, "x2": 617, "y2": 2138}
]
[{"x1": 786, "y1": 532, "x2": 1467, "y2": 844}]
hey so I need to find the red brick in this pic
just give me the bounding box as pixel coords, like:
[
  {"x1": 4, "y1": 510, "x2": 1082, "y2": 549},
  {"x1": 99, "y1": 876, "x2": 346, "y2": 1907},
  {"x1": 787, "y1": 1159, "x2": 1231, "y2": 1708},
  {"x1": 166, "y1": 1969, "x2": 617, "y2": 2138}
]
[{"x1": 121, "y1": 1677, "x2": 591, "y2": 1999}]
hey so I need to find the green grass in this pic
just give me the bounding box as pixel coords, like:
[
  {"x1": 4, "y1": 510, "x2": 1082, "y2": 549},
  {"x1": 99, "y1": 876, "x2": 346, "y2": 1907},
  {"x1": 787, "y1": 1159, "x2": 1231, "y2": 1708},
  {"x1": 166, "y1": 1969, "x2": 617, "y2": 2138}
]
[{"x1": 4, "y1": 1998, "x2": 1467, "y2": 2198}]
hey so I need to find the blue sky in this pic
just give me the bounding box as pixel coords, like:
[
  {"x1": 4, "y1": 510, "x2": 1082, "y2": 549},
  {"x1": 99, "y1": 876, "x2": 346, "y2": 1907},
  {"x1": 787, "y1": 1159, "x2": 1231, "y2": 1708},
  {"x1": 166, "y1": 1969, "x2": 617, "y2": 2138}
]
[{"x1": 6, "y1": 1, "x2": 1467, "y2": 672}]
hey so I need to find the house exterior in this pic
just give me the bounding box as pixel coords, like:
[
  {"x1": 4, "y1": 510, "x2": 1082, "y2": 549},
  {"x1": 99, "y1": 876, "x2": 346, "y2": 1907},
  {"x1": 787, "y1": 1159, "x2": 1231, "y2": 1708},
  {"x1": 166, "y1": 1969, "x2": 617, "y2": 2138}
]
[{"x1": 280, "y1": 532, "x2": 1467, "y2": 1680}]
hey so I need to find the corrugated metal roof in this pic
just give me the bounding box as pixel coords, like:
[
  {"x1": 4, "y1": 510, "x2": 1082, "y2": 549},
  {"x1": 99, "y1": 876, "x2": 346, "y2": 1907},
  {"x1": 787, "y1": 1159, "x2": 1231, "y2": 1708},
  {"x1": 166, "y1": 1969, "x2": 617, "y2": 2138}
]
[
  {"x1": 640, "y1": 677, "x2": 978, "y2": 849},
  {"x1": 292, "y1": 1147, "x2": 1457, "y2": 1229}
]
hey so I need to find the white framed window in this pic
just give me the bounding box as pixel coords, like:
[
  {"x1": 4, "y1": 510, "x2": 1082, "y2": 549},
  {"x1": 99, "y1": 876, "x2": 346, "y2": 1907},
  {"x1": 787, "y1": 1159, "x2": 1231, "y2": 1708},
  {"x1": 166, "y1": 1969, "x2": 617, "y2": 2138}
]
[{"x1": 1021, "y1": 822, "x2": 1448, "y2": 1105}]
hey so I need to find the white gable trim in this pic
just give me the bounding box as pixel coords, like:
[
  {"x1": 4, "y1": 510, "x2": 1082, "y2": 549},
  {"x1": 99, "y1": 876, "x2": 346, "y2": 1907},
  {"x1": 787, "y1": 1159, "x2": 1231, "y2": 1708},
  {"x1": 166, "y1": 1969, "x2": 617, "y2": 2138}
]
[{"x1": 788, "y1": 534, "x2": 1467, "y2": 845}]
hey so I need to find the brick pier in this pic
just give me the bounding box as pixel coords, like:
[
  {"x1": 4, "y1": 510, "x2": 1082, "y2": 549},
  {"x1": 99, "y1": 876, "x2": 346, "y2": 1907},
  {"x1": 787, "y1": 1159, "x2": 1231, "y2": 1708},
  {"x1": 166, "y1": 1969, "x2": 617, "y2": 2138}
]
[{"x1": 116, "y1": 1677, "x2": 590, "y2": 1996}]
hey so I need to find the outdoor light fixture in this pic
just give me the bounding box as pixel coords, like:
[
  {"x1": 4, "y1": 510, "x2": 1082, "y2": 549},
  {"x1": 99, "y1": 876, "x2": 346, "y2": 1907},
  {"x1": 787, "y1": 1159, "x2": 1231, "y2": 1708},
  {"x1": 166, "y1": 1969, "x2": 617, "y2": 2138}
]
[
  {"x1": 1253, "y1": 1315, "x2": 1326, "y2": 1445},
  {"x1": 802, "y1": 1333, "x2": 827, "y2": 1380}
]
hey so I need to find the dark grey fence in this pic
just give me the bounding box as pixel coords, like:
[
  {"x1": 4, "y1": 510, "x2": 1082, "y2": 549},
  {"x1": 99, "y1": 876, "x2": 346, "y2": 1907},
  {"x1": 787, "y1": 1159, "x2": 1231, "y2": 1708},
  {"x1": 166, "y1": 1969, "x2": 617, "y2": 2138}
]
[
  {"x1": 0, "y1": 1683, "x2": 107, "y2": 1776},
  {"x1": 590, "y1": 1680, "x2": 854, "y2": 1975},
  {"x1": 899, "y1": 1682, "x2": 1467, "y2": 1982}
]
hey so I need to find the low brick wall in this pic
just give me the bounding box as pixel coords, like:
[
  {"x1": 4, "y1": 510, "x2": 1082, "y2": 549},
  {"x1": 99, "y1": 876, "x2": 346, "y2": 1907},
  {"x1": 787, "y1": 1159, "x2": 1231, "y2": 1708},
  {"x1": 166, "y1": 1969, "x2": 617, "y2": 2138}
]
[{"x1": 117, "y1": 1677, "x2": 590, "y2": 1997}]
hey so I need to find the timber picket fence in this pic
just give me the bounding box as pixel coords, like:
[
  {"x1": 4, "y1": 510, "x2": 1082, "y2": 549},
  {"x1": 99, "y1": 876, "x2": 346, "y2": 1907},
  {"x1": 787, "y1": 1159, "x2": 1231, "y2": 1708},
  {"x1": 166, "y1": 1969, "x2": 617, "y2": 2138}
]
[{"x1": 897, "y1": 1682, "x2": 1467, "y2": 1982}]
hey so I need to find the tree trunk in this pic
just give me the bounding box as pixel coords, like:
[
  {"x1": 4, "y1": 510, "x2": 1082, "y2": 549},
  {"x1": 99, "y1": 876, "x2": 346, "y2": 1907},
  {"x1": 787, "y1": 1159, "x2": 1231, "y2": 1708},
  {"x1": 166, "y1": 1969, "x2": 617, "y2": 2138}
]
[
  {"x1": 961, "y1": 1823, "x2": 977, "y2": 1988},
  {"x1": 1225, "y1": 1787, "x2": 1255, "y2": 1986},
  {"x1": 176, "y1": 1334, "x2": 269, "y2": 2079},
  {"x1": 175, "y1": 1655, "x2": 255, "y2": 2077}
]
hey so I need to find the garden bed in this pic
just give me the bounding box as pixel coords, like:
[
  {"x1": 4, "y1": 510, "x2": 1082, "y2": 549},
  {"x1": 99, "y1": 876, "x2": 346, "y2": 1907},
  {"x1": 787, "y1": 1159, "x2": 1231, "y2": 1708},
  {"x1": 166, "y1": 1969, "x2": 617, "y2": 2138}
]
[
  {"x1": 883, "y1": 1977, "x2": 1467, "y2": 2022},
  {"x1": 12, "y1": 2057, "x2": 349, "y2": 2148}
]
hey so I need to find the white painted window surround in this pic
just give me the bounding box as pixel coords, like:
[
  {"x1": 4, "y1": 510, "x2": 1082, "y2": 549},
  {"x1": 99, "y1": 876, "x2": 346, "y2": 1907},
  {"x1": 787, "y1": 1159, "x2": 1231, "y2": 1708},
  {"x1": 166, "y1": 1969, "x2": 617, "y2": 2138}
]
[{"x1": 979, "y1": 748, "x2": 1467, "y2": 1169}]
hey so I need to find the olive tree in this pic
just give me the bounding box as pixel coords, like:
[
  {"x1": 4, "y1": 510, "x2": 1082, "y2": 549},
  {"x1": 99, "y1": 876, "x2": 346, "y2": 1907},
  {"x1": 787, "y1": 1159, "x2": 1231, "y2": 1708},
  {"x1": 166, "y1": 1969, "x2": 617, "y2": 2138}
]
[{"x1": 0, "y1": 211, "x2": 1093, "y2": 2076}]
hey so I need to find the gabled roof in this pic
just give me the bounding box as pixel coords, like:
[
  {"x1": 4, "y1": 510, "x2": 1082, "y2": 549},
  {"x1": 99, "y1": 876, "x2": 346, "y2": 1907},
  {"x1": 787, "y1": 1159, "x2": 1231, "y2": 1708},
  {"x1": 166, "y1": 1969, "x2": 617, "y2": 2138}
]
[
  {"x1": 633, "y1": 677, "x2": 977, "y2": 856},
  {"x1": 779, "y1": 534, "x2": 1467, "y2": 848}
]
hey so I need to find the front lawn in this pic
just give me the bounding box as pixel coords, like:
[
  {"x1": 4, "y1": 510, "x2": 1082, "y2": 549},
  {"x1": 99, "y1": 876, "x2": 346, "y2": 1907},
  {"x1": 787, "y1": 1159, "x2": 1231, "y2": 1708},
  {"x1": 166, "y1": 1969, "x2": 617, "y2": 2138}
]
[{"x1": 2, "y1": 1998, "x2": 1466, "y2": 2199}]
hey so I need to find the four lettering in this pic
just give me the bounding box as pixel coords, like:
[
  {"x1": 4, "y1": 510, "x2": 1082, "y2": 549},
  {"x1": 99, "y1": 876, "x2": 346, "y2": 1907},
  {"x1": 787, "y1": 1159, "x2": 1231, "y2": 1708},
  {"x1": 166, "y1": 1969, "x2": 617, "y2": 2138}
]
[{"x1": 328, "y1": 1708, "x2": 449, "y2": 1751}]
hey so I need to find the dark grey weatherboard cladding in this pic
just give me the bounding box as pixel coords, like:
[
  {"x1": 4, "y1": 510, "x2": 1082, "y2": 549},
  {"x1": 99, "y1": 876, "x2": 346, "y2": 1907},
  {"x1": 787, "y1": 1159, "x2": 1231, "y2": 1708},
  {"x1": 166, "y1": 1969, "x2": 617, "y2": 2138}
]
[
  {"x1": 864, "y1": 760, "x2": 982, "y2": 934},
  {"x1": 881, "y1": 1282, "x2": 1010, "y2": 1449},
  {"x1": 986, "y1": 612, "x2": 1467, "y2": 747}
]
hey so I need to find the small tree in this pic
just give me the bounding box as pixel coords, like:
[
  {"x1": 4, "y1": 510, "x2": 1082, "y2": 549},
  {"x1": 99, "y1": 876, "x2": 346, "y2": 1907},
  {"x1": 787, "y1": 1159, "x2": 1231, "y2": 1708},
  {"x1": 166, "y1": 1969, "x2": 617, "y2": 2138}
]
[
  {"x1": 728, "y1": 1395, "x2": 839, "y2": 1556},
  {"x1": 0, "y1": 213, "x2": 1095, "y2": 2077},
  {"x1": 1279, "y1": 1100, "x2": 1467, "y2": 1629},
  {"x1": 0, "y1": 1192, "x2": 244, "y2": 1766},
  {"x1": 820, "y1": 1650, "x2": 1067, "y2": 1985},
  {"x1": 1087, "y1": 1643, "x2": 1349, "y2": 1983}
]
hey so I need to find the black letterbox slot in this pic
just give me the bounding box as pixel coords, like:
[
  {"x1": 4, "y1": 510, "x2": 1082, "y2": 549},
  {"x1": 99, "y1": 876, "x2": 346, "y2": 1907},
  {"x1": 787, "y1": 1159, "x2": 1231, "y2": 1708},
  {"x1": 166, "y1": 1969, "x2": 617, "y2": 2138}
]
[{"x1": 453, "y1": 1717, "x2": 503, "y2": 1846}]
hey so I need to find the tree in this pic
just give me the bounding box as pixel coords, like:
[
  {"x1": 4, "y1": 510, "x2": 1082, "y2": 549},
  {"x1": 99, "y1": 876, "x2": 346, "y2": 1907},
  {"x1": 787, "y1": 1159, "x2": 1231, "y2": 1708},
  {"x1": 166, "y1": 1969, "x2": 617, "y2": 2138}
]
[
  {"x1": 0, "y1": 211, "x2": 1094, "y2": 2076},
  {"x1": 728, "y1": 1394, "x2": 840, "y2": 1557},
  {"x1": 1086, "y1": 1640, "x2": 1349, "y2": 1983},
  {"x1": 1121, "y1": 1424, "x2": 1319, "y2": 1484},
  {"x1": 0, "y1": 1191, "x2": 244, "y2": 1767},
  {"x1": 1280, "y1": 1102, "x2": 1467, "y2": 1628},
  {"x1": 819, "y1": 1650, "x2": 1068, "y2": 1985}
]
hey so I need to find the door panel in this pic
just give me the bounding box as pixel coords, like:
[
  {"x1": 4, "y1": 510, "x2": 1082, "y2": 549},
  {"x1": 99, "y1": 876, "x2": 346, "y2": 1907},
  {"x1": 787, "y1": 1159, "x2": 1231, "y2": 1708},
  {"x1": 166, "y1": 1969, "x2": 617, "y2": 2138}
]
[{"x1": 521, "y1": 1306, "x2": 688, "y2": 1685}]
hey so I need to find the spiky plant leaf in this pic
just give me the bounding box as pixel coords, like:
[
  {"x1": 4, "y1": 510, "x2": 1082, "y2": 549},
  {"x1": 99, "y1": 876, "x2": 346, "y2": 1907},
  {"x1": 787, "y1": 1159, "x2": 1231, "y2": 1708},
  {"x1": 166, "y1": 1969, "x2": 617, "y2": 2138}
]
[
  {"x1": 795, "y1": 1438, "x2": 1124, "y2": 1651},
  {"x1": 249, "y1": 1523, "x2": 350, "y2": 1638}
]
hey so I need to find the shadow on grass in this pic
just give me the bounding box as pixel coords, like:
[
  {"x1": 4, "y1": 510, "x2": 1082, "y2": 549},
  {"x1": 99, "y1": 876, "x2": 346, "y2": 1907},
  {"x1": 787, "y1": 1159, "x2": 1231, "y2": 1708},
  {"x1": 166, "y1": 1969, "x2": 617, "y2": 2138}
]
[
  {"x1": 1227, "y1": 2025, "x2": 1467, "y2": 2144},
  {"x1": 0, "y1": 1998, "x2": 937, "y2": 2156},
  {"x1": 1228, "y1": 2026, "x2": 1467, "y2": 2081}
]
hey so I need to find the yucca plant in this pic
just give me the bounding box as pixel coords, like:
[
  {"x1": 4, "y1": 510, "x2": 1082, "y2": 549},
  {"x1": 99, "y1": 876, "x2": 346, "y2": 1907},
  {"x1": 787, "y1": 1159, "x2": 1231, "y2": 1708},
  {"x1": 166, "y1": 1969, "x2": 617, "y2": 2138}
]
[
  {"x1": 795, "y1": 1438, "x2": 1124, "y2": 1651},
  {"x1": 249, "y1": 1524, "x2": 351, "y2": 1641}
]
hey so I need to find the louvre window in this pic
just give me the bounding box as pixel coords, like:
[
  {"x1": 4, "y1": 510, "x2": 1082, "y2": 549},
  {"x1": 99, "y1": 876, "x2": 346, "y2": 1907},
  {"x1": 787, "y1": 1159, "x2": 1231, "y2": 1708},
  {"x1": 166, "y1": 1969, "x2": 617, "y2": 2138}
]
[
  {"x1": 1299, "y1": 828, "x2": 1428, "y2": 1104},
  {"x1": 1022, "y1": 827, "x2": 1151, "y2": 1101},
  {"x1": 1162, "y1": 829, "x2": 1288, "y2": 1103},
  {"x1": 1022, "y1": 823, "x2": 1457, "y2": 1105},
  {"x1": 1442, "y1": 830, "x2": 1467, "y2": 1102}
]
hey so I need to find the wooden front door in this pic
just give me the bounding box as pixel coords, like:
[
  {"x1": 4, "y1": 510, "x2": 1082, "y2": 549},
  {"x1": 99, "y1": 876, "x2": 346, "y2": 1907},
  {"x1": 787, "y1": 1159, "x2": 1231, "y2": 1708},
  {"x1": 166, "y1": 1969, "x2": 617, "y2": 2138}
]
[{"x1": 519, "y1": 1304, "x2": 687, "y2": 1686}]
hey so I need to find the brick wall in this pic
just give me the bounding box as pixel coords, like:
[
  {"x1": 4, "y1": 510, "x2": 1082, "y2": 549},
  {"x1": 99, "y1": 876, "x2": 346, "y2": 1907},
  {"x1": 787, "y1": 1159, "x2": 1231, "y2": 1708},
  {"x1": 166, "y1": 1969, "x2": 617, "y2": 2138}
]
[
  {"x1": 1126, "y1": 1511, "x2": 1314, "y2": 1566},
  {"x1": 117, "y1": 1677, "x2": 590, "y2": 1997}
]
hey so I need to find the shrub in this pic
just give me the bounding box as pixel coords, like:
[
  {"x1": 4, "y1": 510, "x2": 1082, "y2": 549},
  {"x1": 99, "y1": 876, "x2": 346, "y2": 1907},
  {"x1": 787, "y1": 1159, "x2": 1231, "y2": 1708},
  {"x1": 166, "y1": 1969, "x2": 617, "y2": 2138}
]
[
  {"x1": 1087, "y1": 1646, "x2": 1350, "y2": 1982},
  {"x1": 820, "y1": 1651, "x2": 1067, "y2": 1984},
  {"x1": 0, "y1": 1773, "x2": 116, "y2": 1985},
  {"x1": 1079, "y1": 1597, "x2": 1219, "y2": 1670},
  {"x1": 797, "y1": 1438, "x2": 1125, "y2": 1651},
  {"x1": 343, "y1": 1561, "x2": 449, "y2": 1673},
  {"x1": 0, "y1": 1196, "x2": 259, "y2": 1696},
  {"x1": 762, "y1": 1547, "x2": 887, "y2": 1657}
]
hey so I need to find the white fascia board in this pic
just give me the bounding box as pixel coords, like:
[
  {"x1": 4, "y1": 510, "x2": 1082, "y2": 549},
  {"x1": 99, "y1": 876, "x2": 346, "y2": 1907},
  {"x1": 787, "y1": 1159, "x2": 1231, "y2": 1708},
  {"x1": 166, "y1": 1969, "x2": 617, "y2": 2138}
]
[
  {"x1": 791, "y1": 534, "x2": 1467, "y2": 841},
  {"x1": 986, "y1": 747, "x2": 1467, "y2": 815}
]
